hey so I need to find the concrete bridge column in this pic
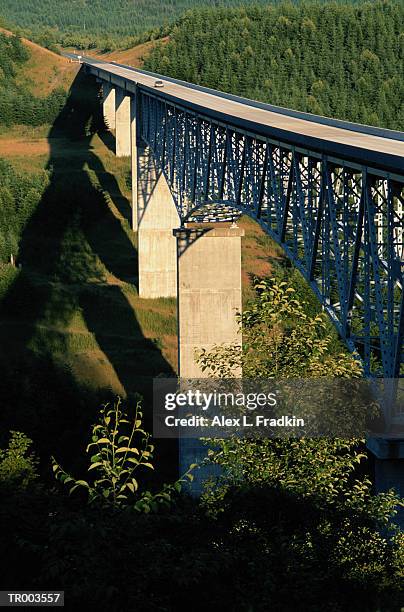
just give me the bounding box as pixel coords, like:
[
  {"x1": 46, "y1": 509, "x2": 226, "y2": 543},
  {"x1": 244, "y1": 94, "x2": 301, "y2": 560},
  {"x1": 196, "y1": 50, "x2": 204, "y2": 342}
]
[
  {"x1": 375, "y1": 458, "x2": 404, "y2": 528},
  {"x1": 102, "y1": 82, "x2": 116, "y2": 131},
  {"x1": 174, "y1": 223, "x2": 244, "y2": 495},
  {"x1": 174, "y1": 224, "x2": 244, "y2": 378},
  {"x1": 130, "y1": 89, "x2": 138, "y2": 232},
  {"x1": 115, "y1": 88, "x2": 131, "y2": 158},
  {"x1": 369, "y1": 437, "x2": 404, "y2": 528},
  {"x1": 137, "y1": 148, "x2": 179, "y2": 298}
]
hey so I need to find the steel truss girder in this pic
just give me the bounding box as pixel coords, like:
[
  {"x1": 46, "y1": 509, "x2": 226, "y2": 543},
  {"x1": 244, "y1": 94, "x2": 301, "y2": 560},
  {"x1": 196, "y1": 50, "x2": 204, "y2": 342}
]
[{"x1": 139, "y1": 91, "x2": 404, "y2": 382}]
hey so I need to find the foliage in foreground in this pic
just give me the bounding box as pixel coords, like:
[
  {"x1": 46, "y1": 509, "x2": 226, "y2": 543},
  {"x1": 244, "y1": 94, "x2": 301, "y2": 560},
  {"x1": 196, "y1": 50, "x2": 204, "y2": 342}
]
[
  {"x1": 0, "y1": 280, "x2": 403, "y2": 610},
  {"x1": 201, "y1": 436, "x2": 404, "y2": 609},
  {"x1": 52, "y1": 398, "x2": 195, "y2": 513},
  {"x1": 0, "y1": 421, "x2": 403, "y2": 611},
  {"x1": 0, "y1": 430, "x2": 38, "y2": 489},
  {"x1": 197, "y1": 276, "x2": 404, "y2": 609},
  {"x1": 197, "y1": 277, "x2": 362, "y2": 378}
]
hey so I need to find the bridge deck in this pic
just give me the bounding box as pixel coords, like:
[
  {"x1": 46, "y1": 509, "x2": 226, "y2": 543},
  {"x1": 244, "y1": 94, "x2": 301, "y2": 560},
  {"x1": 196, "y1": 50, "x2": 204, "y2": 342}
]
[{"x1": 79, "y1": 55, "x2": 404, "y2": 174}]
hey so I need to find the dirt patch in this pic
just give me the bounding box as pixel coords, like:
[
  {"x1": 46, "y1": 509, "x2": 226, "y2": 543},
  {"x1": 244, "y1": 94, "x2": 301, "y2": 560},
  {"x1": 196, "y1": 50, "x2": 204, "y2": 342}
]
[
  {"x1": 0, "y1": 138, "x2": 51, "y2": 157},
  {"x1": 239, "y1": 217, "x2": 279, "y2": 276},
  {"x1": 161, "y1": 334, "x2": 178, "y2": 371},
  {"x1": 0, "y1": 137, "x2": 92, "y2": 160}
]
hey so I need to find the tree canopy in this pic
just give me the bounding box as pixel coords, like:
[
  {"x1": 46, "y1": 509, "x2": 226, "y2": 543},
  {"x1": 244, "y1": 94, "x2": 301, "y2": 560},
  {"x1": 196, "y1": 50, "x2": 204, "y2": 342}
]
[
  {"x1": 0, "y1": 0, "x2": 372, "y2": 50},
  {"x1": 145, "y1": 1, "x2": 404, "y2": 129}
]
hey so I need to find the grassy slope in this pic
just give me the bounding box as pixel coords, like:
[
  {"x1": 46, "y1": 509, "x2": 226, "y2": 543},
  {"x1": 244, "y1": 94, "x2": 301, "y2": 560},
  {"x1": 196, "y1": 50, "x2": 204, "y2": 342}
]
[
  {"x1": 0, "y1": 127, "x2": 279, "y2": 392},
  {"x1": 0, "y1": 33, "x2": 280, "y2": 402},
  {"x1": 0, "y1": 26, "x2": 78, "y2": 95},
  {"x1": 86, "y1": 37, "x2": 170, "y2": 68}
]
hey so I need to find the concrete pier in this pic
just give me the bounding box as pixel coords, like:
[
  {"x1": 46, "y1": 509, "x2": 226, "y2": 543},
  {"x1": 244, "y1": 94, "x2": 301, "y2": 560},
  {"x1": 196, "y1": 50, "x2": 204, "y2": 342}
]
[
  {"x1": 174, "y1": 224, "x2": 244, "y2": 378},
  {"x1": 375, "y1": 459, "x2": 404, "y2": 527},
  {"x1": 174, "y1": 224, "x2": 244, "y2": 496},
  {"x1": 102, "y1": 83, "x2": 116, "y2": 131},
  {"x1": 115, "y1": 89, "x2": 131, "y2": 157},
  {"x1": 137, "y1": 148, "x2": 179, "y2": 298},
  {"x1": 368, "y1": 436, "x2": 404, "y2": 528},
  {"x1": 130, "y1": 89, "x2": 138, "y2": 231}
]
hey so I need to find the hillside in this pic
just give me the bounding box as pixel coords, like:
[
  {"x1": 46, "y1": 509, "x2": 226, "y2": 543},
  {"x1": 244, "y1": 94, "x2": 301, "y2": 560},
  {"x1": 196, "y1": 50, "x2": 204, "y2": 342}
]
[
  {"x1": 0, "y1": 28, "x2": 160, "y2": 127},
  {"x1": 0, "y1": 32, "x2": 178, "y2": 477},
  {"x1": 0, "y1": 0, "x2": 368, "y2": 51},
  {"x1": 0, "y1": 0, "x2": 269, "y2": 50},
  {"x1": 0, "y1": 28, "x2": 78, "y2": 126},
  {"x1": 144, "y1": 1, "x2": 404, "y2": 130},
  {"x1": 0, "y1": 27, "x2": 78, "y2": 95},
  {"x1": 86, "y1": 37, "x2": 169, "y2": 69}
]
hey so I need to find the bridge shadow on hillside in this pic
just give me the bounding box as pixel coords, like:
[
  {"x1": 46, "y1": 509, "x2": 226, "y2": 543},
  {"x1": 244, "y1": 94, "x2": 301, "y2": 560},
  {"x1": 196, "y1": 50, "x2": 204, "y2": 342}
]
[
  {"x1": 0, "y1": 69, "x2": 175, "y2": 481},
  {"x1": 98, "y1": 129, "x2": 116, "y2": 155}
]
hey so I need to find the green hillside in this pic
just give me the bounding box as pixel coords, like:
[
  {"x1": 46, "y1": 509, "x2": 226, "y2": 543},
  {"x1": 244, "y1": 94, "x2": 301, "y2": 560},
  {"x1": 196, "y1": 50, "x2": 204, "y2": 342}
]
[
  {"x1": 144, "y1": 1, "x2": 404, "y2": 129},
  {"x1": 0, "y1": 32, "x2": 67, "y2": 126},
  {"x1": 1, "y1": 0, "x2": 364, "y2": 50},
  {"x1": 1, "y1": 0, "x2": 268, "y2": 50}
]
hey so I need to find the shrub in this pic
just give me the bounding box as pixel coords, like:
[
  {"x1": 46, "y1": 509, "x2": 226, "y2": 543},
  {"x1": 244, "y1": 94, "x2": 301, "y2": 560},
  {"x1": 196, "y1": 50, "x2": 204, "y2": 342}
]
[
  {"x1": 0, "y1": 430, "x2": 38, "y2": 489},
  {"x1": 52, "y1": 397, "x2": 195, "y2": 512}
]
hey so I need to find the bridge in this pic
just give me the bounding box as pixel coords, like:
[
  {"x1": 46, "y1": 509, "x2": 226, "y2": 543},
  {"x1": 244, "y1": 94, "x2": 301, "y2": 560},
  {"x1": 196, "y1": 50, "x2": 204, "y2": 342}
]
[{"x1": 72, "y1": 54, "x2": 404, "y2": 499}]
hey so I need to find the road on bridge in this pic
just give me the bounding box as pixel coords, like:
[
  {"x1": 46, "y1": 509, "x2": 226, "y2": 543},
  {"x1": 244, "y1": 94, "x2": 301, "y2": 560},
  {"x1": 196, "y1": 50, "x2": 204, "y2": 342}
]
[{"x1": 67, "y1": 53, "x2": 404, "y2": 174}]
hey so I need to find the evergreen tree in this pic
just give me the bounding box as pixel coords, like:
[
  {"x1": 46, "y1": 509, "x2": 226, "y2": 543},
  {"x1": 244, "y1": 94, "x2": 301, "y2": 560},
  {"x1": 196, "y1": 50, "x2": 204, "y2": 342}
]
[{"x1": 144, "y1": 1, "x2": 404, "y2": 130}]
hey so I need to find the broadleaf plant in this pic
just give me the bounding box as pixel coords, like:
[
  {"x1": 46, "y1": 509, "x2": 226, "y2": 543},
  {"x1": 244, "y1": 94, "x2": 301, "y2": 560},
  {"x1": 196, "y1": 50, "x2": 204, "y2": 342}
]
[{"x1": 52, "y1": 398, "x2": 195, "y2": 511}]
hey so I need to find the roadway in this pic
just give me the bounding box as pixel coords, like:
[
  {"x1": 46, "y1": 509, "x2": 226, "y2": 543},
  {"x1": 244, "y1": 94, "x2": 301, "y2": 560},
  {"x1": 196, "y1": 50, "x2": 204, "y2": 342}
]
[{"x1": 67, "y1": 54, "x2": 404, "y2": 174}]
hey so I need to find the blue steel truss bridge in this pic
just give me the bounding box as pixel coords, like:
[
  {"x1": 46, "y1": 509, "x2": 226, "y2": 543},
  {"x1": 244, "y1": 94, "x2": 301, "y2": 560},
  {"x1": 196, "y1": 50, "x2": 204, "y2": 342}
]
[{"x1": 76, "y1": 55, "x2": 404, "y2": 416}]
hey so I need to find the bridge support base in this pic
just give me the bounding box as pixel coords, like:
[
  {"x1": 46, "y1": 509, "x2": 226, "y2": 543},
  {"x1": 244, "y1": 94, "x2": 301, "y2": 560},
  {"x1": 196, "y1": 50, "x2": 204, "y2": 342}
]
[
  {"x1": 368, "y1": 437, "x2": 404, "y2": 528},
  {"x1": 179, "y1": 437, "x2": 222, "y2": 497},
  {"x1": 102, "y1": 83, "x2": 116, "y2": 131},
  {"x1": 115, "y1": 89, "x2": 131, "y2": 157},
  {"x1": 138, "y1": 148, "x2": 179, "y2": 298},
  {"x1": 175, "y1": 223, "x2": 244, "y2": 496}
]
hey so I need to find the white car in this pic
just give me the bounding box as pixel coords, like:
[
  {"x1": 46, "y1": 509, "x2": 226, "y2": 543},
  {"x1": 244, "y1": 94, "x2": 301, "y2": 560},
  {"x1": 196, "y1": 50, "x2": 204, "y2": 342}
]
[{"x1": 154, "y1": 80, "x2": 164, "y2": 88}]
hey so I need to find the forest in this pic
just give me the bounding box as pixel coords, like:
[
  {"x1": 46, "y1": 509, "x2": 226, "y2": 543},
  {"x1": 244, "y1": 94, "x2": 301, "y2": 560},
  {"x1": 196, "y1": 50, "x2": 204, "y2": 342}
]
[
  {"x1": 144, "y1": 1, "x2": 404, "y2": 129},
  {"x1": 0, "y1": 33, "x2": 67, "y2": 126},
  {"x1": 2, "y1": 0, "x2": 268, "y2": 50},
  {"x1": 1, "y1": 0, "x2": 366, "y2": 50},
  {"x1": 0, "y1": 159, "x2": 48, "y2": 266}
]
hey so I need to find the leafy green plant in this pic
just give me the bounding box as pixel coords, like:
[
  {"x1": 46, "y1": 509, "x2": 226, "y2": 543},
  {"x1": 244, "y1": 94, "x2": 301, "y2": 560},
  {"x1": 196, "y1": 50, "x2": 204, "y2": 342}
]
[
  {"x1": 0, "y1": 430, "x2": 38, "y2": 489},
  {"x1": 195, "y1": 275, "x2": 403, "y2": 608},
  {"x1": 52, "y1": 397, "x2": 195, "y2": 512},
  {"x1": 197, "y1": 277, "x2": 362, "y2": 378}
]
